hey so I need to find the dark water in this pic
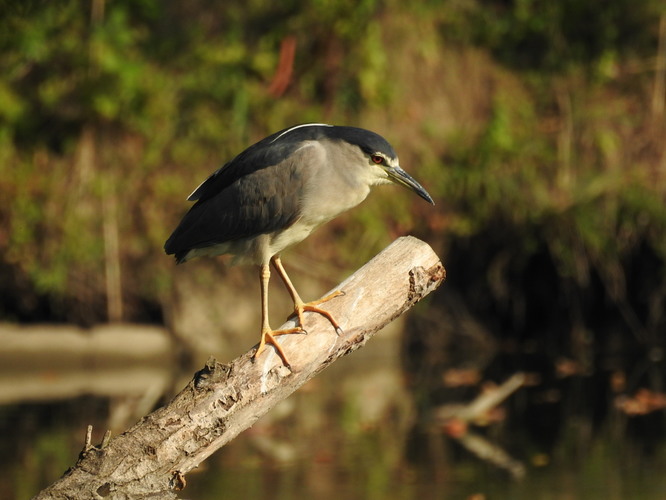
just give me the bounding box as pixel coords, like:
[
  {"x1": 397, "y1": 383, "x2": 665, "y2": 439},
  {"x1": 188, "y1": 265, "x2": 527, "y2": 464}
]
[
  {"x1": 186, "y1": 450, "x2": 666, "y2": 500},
  {"x1": 7, "y1": 396, "x2": 666, "y2": 500},
  {"x1": 3, "y1": 325, "x2": 666, "y2": 500}
]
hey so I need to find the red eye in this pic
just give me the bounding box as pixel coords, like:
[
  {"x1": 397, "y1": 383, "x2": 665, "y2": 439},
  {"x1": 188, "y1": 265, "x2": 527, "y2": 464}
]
[{"x1": 371, "y1": 155, "x2": 384, "y2": 164}]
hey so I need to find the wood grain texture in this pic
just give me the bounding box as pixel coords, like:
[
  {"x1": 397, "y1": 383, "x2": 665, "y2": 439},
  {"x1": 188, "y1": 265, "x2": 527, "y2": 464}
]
[{"x1": 34, "y1": 236, "x2": 445, "y2": 500}]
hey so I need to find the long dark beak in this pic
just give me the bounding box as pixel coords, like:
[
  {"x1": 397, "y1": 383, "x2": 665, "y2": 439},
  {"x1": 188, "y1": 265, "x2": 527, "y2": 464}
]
[{"x1": 386, "y1": 166, "x2": 435, "y2": 205}]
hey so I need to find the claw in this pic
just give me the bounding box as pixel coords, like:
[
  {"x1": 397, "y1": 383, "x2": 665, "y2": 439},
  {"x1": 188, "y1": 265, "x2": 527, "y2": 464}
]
[
  {"x1": 253, "y1": 326, "x2": 302, "y2": 368},
  {"x1": 289, "y1": 290, "x2": 344, "y2": 334}
]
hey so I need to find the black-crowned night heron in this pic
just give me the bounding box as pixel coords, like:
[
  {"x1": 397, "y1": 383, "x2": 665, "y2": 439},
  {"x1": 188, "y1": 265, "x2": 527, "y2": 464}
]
[{"x1": 165, "y1": 123, "x2": 433, "y2": 367}]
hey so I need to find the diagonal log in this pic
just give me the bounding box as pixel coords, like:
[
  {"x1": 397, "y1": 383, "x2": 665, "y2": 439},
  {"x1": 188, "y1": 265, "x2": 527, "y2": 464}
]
[{"x1": 34, "y1": 236, "x2": 445, "y2": 500}]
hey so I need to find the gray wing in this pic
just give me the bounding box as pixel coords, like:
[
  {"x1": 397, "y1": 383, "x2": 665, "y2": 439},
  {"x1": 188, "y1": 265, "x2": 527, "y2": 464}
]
[
  {"x1": 164, "y1": 124, "x2": 334, "y2": 261},
  {"x1": 164, "y1": 159, "x2": 306, "y2": 259}
]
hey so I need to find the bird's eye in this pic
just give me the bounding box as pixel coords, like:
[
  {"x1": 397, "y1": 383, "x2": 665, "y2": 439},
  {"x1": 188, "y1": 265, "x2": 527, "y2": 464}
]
[{"x1": 371, "y1": 155, "x2": 384, "y2": 165}]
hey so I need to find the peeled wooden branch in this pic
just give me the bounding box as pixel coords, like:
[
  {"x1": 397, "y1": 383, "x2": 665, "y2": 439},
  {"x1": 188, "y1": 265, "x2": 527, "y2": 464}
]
[{"x1": 34, "y1": 236, "x2": 445, "y2": 500}]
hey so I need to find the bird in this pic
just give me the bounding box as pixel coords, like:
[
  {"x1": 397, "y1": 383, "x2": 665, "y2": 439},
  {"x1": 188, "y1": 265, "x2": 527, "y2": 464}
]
[{"x1": 165, "y1": 123, "x2": 434, "y2": 368}]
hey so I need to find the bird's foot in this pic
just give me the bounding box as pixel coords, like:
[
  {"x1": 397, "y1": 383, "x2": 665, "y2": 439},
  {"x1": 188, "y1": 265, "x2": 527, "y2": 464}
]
[
  {"x1": 253, "y1": 326, "x2": 304, "y2": 368},
  {"x1": 291, "y1": 290, "x2": 345, "y2": 335}
]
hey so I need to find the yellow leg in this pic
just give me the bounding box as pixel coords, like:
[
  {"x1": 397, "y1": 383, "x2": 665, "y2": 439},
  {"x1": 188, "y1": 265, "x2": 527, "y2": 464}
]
[
  {"x1": 271, "y1": 255, "x2": 344, "y2": 335},
  {"x1": 253, "y1": 263, "x2": 302, "y2": 368}
]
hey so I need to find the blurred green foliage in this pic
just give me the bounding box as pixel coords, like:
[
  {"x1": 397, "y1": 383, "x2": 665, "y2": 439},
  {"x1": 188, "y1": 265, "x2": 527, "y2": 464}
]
[{"x1": 1, "y1": 0, "x2": 665, "y2": 322}]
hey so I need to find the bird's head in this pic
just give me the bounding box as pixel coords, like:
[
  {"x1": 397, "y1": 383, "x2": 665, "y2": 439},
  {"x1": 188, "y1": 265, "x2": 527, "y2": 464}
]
[
  {"x1": 365, "y1": 150, "x2": 434, "y2": 205},
  {"x1": 334, "y1": 127, "x2": 435, "y2": 205}
]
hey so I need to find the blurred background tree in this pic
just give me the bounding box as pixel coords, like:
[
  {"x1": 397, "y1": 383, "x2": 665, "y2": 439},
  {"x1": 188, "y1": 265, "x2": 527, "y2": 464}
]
[{"x1": 1, "y1": 0, "x2": 665, "y2": 363}]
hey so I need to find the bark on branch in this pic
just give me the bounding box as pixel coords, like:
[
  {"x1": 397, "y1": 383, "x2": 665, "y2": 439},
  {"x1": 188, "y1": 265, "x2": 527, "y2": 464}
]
[{"x1": 34, "y1": 236, "x2": 445, "y2": 500}]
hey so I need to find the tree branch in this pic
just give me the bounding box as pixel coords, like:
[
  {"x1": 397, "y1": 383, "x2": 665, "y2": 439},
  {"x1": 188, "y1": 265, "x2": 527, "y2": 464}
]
[{"x1": 34, "y1": 236, "x2": 445, "y2": 500}]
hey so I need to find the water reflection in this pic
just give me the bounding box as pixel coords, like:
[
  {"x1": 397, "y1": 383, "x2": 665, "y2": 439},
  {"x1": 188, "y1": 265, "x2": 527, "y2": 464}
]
[
  {"x1": 185, "y1": 435, "x2": 666, "y2": 500},
  {"x1": 2, "y1": 322, "x2": 666, "y2": 499}
]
